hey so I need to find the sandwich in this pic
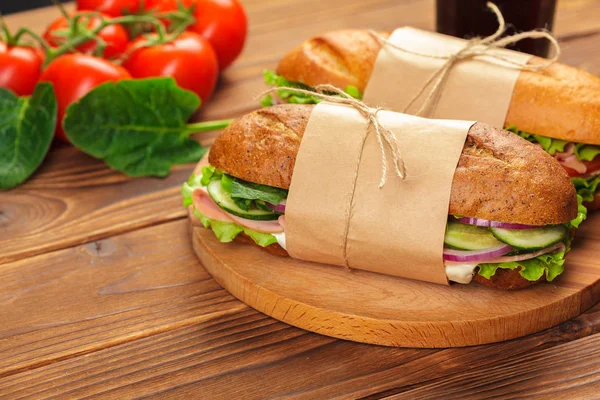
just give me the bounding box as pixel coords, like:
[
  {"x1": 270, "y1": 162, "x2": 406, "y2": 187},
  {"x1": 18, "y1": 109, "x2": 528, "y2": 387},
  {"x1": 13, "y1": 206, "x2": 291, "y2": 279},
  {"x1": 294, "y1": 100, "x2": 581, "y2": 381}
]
[
  {"x1": 182, "y1": 104, "x2": 579, "y2": 290},
  {"x1": 264, "y1": 30, "x2": 600, "y2": 210}
]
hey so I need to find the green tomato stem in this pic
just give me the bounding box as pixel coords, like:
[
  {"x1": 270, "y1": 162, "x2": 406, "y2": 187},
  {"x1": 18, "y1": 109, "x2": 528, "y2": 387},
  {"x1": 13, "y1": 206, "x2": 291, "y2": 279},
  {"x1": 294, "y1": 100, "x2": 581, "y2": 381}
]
[
  {"x1": 184, "y1": 119, "x2": 234, "y2": 135},
  {"x1": 15, "y1": 28, "x2": 52, "y2": 52}
]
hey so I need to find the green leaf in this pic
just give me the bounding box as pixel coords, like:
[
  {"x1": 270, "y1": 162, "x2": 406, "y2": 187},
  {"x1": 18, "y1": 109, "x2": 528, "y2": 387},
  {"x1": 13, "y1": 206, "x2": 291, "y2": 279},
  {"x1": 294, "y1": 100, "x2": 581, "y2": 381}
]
[
  {"x1": 262, "y1": 70, "x2": 364, "y2": 106},
  {"x1": 0, "y1": 83, "x2": 57, "y2": 190},
  {"x1": 221, "y1": 173, "x2": 234, "y2": 193},
  {"x1": 181, "y1": 173, "x2": 204, "y2": 207},
  {"x1": 230, "y1": 175, "x2": 288, "y2": 204},
  {"x1": 574, "y1": 144, "x2": 600, "y2": 162},
  {"x1": 243, "y1": 228, "x2": 278, "y2": 247},
  {"x1": 193, "y1": 208, "x2": 277, "y2": 246},
  {"x1": 508, "y1": 126, "x2": 600, "y2": 161},
  {"x1": 344, "y1": 85, "x2": 362, "y2": 100},
  {"x1": 573, "y1": 175, "x2": 600, "y2": 203},
  {"x1": 64, "y1": 78, "x2": 206, "y2": 178},
  {"x1": 210, "y1": 220, "x2": 244, "y2": 242},
  {"x1": 570, "y1": 194, "x2": 588, "y2": 229},
  {"x1": 478, "y1": 242, "x2": 568, "y2": 282},
  {"x1": 200, "y1": 166, "x2": 222, "y2": 186}
]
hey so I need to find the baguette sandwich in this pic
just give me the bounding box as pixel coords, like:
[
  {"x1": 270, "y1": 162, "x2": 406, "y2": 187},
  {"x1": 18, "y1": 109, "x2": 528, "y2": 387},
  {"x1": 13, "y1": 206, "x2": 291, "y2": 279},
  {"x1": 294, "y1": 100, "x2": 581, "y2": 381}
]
[
  {"x1": 183, "y1": 104, "x2": 579, "y2": 290},
  {"x1": 266, "y1": 30, "x2": 600, "y2": 210}
]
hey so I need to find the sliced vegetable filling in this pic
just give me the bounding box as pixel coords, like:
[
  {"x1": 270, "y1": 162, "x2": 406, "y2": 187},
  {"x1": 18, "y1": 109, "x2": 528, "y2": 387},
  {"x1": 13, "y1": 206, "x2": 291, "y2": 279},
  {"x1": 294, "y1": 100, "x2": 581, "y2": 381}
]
[
  {"x1": 507, "y1": 126, "x2": 600, "y2": 205},
  {"x1": 183, "y1": 166, "x2": 571, "y2": 283}
]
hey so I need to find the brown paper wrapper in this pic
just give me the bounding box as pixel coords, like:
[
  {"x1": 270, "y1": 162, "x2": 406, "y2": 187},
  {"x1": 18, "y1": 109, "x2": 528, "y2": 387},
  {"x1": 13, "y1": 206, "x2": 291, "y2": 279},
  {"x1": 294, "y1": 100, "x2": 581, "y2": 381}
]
[
  {"x1": 285, "y1": 102, "x2": 474, "y2": 285},
  {"x1": 363, "y1": 27, "x2": 532, "y2": 127}
]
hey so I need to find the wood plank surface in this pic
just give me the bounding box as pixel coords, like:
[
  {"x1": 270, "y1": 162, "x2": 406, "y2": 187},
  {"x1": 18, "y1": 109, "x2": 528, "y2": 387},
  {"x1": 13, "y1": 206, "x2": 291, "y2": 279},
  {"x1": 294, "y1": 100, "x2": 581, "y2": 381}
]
[
  {"x1": 0, "y1": 297, "x2": 598, "y2": 399},
  {"x1": 388, "y1": 334, "x2": 600, "y2": 400},
  {"x1": 0, "y1": 220, "x2": 246, "y2": 378},
  {"x1": 1, "y1": 0, "x2": 600, "y2": 398},
  {"x1": 0, "y1": 214, "x2": 599, "y2": 398}
]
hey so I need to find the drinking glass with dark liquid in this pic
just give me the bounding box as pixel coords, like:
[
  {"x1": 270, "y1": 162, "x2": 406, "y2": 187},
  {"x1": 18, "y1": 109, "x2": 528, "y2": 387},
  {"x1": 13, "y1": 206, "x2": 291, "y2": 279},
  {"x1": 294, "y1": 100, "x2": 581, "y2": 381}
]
[{"x1": 436, "y1": 0, "x2": 557, "y2": 57}]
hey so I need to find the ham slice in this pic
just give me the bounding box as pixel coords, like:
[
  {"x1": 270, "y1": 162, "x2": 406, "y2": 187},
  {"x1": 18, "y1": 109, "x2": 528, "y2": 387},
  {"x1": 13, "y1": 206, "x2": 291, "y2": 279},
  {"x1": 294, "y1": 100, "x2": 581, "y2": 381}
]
[
  {"x1": 558, "y1": 155, "x2": 587, "y2": 174},
  {"x1": 192, "y1": 187, "x2": 285, "y2": 233},
  {"x1": 555, "y1": 143, "x2": 587, "y2": 174},
  {"x1": 228, "y1": 214, "x2": 284, "y2": 233},
  {"x1": 192, "y1": 189, "x2": 234, "y2": 223}
]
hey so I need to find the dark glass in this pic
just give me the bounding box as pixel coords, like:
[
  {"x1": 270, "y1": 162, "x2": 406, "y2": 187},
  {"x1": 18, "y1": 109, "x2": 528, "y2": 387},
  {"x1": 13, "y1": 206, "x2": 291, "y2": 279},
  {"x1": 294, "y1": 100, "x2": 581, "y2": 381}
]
[{"x1": 436, "y1": 0, "x2": 557, "y2": 57}]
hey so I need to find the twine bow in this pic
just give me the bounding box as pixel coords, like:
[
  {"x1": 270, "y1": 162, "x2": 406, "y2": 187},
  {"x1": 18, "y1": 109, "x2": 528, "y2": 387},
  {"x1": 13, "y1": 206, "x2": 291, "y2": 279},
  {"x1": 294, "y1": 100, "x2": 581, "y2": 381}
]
[
  {"x1": 369, "y1": 1, "x2": 561, "y2": 117},
  {"x1": 260, "y1": 84, "x2": 407, "y2": 187}
]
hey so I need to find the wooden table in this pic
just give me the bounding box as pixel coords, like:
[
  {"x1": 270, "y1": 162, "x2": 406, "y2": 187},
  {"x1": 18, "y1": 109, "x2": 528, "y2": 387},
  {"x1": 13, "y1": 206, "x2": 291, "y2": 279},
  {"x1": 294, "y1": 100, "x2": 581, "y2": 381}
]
[{"x1": 2, "y1": 1, "x2": 600, "y2": 398}]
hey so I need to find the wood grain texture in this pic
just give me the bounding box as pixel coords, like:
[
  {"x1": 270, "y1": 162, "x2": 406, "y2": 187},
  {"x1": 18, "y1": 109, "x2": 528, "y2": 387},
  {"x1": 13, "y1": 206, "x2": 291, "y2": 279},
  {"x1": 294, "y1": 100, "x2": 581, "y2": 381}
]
[
  {"x1": 0, "y1": 300, "x2": 598, "y2": 399},
  {"x1": 1, "y1": 0, "x2": 600, "y2": 397},
  {"x1": 191, "y1": 211, "x2": 600, "y2": 347},
  {"x1": 0, "y1": 220, "x2": 245, "y2": 378},
  {"x1": 387, "y1": 334, "x2": 600, "y2": 400}
]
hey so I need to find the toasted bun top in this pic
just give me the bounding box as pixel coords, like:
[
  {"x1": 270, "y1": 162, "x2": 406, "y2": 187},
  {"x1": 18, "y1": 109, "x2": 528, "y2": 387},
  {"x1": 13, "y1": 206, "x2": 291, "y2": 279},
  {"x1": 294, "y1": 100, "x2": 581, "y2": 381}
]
[
  {"x1": 276, "y1": 30, "x2": 600, "y2": 145},
  {"x1": 209, "y1": 104, "x2": 577, "y2": 225}
]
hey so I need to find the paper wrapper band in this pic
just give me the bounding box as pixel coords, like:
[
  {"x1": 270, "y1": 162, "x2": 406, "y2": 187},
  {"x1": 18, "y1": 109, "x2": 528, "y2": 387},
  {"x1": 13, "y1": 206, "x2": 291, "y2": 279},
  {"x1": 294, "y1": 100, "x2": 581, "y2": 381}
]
[
  {"x1": 363, "y1": 27, "x2": 533, "y2": 127},
  {"x1": 284, "y1": 102, "x2": 474, "y2": 285}
]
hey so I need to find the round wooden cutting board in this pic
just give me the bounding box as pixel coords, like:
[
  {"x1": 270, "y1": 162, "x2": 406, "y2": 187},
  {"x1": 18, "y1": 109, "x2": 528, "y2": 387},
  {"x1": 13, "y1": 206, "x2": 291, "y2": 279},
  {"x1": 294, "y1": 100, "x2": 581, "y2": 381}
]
[{"x1": 191, "y1": 214, "x2": 600, "y2": 348}]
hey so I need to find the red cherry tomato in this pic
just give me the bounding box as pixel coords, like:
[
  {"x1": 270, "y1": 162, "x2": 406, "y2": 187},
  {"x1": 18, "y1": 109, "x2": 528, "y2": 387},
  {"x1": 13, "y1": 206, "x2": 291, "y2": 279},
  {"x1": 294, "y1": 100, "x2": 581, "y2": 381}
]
[
  {"x1": 76, "y1": 0, "x2": 139, "y2": 17},
  {"x1": 43, "y1": 13, "x2": 129, "y2": 60},
  {"x1": 0, "y1": 43, "x2": 43, "y2": 96},
  {"x1": 564, "y1": 156, "x2": 600, "y2": 177},
  {"x1": 123, "y1": 32, "x2": 218, "y2": 102},
  {"x1": 186, "y1": 0, "x2": 247, "y2": 70},
  {"x1": 143, "y1": 0, "x2": 247, "y2": 70},
  {"x1": 40, "y1": 54, "x2": 131, "y2": 142}
]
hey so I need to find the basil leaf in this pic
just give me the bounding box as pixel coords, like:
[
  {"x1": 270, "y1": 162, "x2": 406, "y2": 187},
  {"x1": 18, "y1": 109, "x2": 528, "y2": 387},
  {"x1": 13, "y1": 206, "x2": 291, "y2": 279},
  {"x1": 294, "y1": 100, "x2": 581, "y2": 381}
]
[
  {"x1": 230, "y1": 177, "x2": 288, "y2": 204},
  {"x1": 63, "y1": 78, "x2": 206, "y2": 177},
  {"x1": 0, "y1": 83, "x2": 57, "y2": 190}
]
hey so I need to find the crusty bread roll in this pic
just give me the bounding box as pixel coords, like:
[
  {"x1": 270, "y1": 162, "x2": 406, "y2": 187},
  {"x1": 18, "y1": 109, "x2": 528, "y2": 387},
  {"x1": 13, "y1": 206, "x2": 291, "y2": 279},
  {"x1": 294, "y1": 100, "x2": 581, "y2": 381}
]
[
  {"x1": 276, "y1": 30, "x2": 600, "y2": 146},
  {"x1": 199, "y1": 104, "x2": 577, "y2": 290},
  {"x1": 209, "y1": 104, "x2": 577, "y2": 225}
]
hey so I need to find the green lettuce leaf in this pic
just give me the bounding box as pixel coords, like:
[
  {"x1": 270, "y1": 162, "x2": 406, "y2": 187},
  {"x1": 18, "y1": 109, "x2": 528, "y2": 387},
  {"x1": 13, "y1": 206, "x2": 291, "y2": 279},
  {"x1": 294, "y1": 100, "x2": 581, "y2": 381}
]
[
  {"x1": 573, "y1": 174, "x2": 600, "y2": 203},
  {"x1": 200, "y1": 166, "x2": 222, "y2": 186},
  {"x1": 506, "y1": 126, "x2": 569, "y2": 155},
  {"x1": 571, "y1": 194, "x2": 587, "y2": 229},
  {"x1": 182, "y1": 173, "x2": 204, "y2": 207},
  {"x1": 479, "y1": 244, "x2": 567, "y2": 282},
  {"x1": 192, "y1": 208, "x2": 278, "y2": 247},
  {"x1": 507, "y1": 126, "x2": 600, "y2": 162},
  {"x1": 262, "y1": 70, "x2": 362, "y2": 105},
  {"x1": 209, "y1": 219, "x2": 244, "y2": 242},
  {"x1": 574, "y1": 144, "x2": 600, "y2": 162},
  {"x1": 243, "y1": 229, "x2": 278, "y2": 247}
]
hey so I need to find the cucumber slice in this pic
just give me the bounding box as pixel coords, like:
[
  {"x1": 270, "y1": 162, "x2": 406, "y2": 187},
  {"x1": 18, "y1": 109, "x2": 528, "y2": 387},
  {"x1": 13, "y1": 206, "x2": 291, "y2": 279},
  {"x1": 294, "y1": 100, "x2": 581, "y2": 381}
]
[
  {"x1": 444, "y1": 221, "x2": 504, "y2": 250},
  {"x1": 207, "y1": 180, "x2": 281, "y2": 221},
  {"x1": 490, "y1": 225, "x2": 567, "y2": 250}
]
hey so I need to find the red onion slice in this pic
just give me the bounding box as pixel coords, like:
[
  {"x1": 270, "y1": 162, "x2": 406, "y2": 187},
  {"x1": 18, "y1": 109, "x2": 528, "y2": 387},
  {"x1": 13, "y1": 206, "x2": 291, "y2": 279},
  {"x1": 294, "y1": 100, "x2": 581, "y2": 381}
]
[
  {"x1": 266, "y1": 198, "x2": 286, "y2": 213},
  {"x1": 266, "y1": 203, "x2": 286, "y2": 213},
  {"x1": 456, "y1": 217, "x2": 537, "y2": 230},
  {"x1": 443, "y1": 244, "x2": 513, "y2": 262}
]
